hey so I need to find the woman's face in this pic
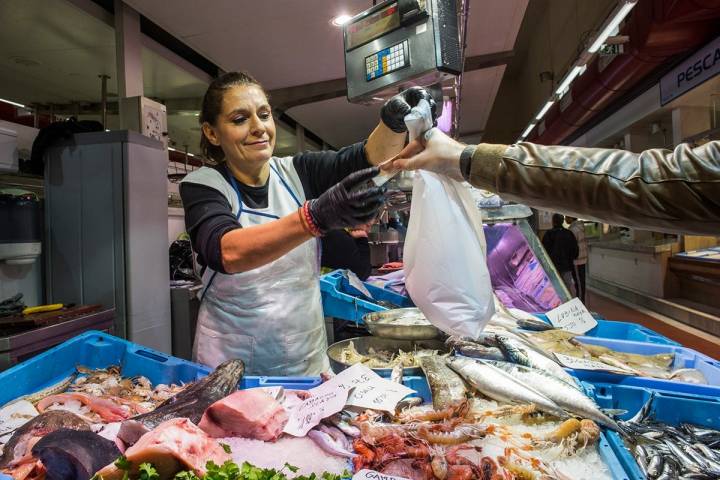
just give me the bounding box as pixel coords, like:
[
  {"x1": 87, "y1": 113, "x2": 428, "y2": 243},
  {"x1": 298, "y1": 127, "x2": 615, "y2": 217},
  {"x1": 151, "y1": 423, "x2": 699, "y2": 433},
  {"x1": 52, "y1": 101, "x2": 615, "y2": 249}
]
[{"x1": 203, "y1": 84, "x2": 276, "y2": 167}]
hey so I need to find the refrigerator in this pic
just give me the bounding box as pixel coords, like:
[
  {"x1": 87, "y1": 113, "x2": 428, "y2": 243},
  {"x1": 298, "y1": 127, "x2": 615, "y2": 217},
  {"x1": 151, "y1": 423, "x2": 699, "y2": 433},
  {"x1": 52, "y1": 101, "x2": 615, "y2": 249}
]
[{"x1": 44, "y1": 130, "x2": 171, "y2": 352}]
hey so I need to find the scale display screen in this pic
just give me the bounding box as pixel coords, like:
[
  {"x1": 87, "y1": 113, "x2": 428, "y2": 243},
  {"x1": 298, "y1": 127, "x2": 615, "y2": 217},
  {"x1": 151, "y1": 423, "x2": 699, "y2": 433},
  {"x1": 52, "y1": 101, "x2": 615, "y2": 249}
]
[
  {"x1": 346, "y1": 2, "x2": 400, "y2": 50},
  {"x1": 365, "y1": 40, "x2": 409, "y2": 81}
]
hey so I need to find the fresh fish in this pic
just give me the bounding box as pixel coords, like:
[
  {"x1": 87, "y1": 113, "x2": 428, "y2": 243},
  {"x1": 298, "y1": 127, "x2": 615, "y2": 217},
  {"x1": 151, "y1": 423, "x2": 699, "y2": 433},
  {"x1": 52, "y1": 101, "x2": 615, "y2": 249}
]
[
  {"x1": 485, "y1": 360, "x2": 621, "y2": 431},
  {"x1": 307, "y1": 428, "x2": 355, "y2": 458},
  {"x1": 670, "y1": 368, "x2": 708, "y2": 384},
  {"x1": 37, "y1": 392, "x2": 131, "y2": 422},
  {"x1": 0, "y1": 400, "x2": 38, "y2": 442},
  {"x1": 665, "y1": 439, "x2": 703, "y2": 473},
  {"x1": 627, "y1": 392, "x2": 655, "y2": 425},
  {"x1": 0, "y1": 411, "x2": 90, "y2": 468},
  {"x1": 646, "y1": 451, "x2": 664, "y2": 478},
  {"x1": 1, "y1": 374, "x2": 77, "y2": 408},
  {"x1": 418, "y1": 356, "x2": 467, "y2": 411},
  {"x1": 97, "y1": 418, "x2": 231, "y2": 479},
  {"x1": 31, "y1": 429, "x2": 120, "y2": 480},
  {"x1": 117, "y1": 359, "x2": 244, "y2": 446},
  {"x1": 327, "y1": 412, "x2": 360, "y2": 438},
  {"x1": 506, "y1": 308, "x2": 555, "y2": 331},
  {"x1": 446, "y1": 357, "x2": 567, "y2": 419},
  {"x1": 694, "y1": 442, "x2": 720, "y2": 462},
  {"x1": 445, "y1": 336, "x2": 505, "y2": 361},
  {"x1": 495, "y1": 334, "x2": 580, "y2": 389}
]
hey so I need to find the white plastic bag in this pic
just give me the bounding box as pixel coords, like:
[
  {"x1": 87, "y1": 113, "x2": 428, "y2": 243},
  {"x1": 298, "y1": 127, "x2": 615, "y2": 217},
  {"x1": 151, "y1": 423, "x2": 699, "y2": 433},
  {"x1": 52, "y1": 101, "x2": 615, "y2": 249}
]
[{"x1": 403, "y1": 172, "x2": 495, "y2": 339}]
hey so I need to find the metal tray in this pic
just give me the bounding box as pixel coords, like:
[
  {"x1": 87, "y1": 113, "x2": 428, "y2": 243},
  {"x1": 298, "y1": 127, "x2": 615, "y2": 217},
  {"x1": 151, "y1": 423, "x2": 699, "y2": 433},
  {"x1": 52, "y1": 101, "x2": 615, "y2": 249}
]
[
  {"x1": 363, "y1": 308, "x2": 440, "y2": 340},
  {"x1": 326, "y1": 336, "x2": 447, "y2": 376}
]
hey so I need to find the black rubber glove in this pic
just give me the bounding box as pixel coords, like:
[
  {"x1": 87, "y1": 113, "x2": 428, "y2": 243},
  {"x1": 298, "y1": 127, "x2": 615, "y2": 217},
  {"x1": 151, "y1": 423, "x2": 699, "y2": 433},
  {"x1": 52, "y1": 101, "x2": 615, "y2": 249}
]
[
  {"x1": 308, "y1": 167, "x2": 386, "y2": 234},
  {"x1": 380, "y1": 86, "x2": 438, "y2": 133}
]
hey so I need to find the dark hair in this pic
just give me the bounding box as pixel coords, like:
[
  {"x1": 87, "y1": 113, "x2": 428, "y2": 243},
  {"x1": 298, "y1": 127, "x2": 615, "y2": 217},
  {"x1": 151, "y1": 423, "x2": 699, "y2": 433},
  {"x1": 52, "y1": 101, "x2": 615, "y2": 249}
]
[
  {"x1": 199, "y1": 71, "x2": 266, "y2": 162},
  {"x1": 552, "y1": 213, "x2": 565, "y2": 228}
]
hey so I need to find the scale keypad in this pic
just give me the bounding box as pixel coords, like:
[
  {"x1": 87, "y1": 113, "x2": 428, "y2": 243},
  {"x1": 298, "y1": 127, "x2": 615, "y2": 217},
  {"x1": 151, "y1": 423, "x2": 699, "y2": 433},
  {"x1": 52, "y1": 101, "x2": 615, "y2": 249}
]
[{"x1": 365, "y1": 40, "x2": 409, "y2": 81}]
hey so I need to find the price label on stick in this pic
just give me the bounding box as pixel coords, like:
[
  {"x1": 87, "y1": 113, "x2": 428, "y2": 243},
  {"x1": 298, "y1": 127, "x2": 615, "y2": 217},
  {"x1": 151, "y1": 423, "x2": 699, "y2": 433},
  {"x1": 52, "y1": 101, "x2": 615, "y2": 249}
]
[{"x1": 545, "y1": 298, "x2": 597, "y2": 334}]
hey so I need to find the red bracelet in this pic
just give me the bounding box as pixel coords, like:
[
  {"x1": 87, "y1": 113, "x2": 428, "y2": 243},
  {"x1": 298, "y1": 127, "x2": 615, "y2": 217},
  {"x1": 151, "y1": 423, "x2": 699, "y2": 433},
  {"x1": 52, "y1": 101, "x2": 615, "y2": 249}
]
[{"x1": 301, "y1": 202, "x2": 323, "y2": 237}]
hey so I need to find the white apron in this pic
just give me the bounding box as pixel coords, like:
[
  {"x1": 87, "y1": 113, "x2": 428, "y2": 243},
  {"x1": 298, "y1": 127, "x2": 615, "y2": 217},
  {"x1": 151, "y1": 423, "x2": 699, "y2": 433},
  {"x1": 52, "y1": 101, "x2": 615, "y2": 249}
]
[{"x1": 185, "y1": 158, "x2": 329, "y2": 376}]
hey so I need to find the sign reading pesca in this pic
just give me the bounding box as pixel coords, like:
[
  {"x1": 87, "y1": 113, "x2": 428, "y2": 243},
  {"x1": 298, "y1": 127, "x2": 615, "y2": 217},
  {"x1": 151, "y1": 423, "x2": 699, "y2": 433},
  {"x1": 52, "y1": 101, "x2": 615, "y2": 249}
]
[{"x1": 660, "y1": 35, "x2": 720, "y2": 105}]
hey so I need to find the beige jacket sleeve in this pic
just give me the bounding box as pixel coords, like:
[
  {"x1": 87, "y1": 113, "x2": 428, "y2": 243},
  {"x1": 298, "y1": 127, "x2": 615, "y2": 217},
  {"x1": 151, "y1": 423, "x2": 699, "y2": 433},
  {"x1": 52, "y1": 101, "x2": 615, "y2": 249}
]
[{"x1": 467, "y1": 141, "x2": 720, "y2": 235}]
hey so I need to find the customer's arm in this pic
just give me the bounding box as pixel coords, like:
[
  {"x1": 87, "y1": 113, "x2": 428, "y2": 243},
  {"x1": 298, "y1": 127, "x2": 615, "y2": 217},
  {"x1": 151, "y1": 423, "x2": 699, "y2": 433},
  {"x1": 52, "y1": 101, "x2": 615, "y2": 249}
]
[{"x1": 393, "y1": 129, "x2": 720, "y2": 235}]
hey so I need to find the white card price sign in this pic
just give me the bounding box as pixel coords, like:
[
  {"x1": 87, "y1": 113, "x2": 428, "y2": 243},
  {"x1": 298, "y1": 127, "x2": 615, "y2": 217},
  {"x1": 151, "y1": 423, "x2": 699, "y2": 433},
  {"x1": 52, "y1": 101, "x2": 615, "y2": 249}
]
[
  {"x1": 545, "y1": 298, "x2": 597, "y2": 334},
  {"x1": 283, "y1": 388, "x2": 348, "y2": 437},
  {"x1": 315, "y1": 363, "x2": 416, "y2": 413},
  {"x1": 352, "y1": 469, "x2": 410, "y2": 480}
]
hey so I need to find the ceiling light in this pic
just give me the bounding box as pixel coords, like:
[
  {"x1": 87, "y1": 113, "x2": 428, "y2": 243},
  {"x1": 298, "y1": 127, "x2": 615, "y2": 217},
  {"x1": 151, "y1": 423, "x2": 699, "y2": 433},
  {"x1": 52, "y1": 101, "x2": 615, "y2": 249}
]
[
  {"x1": 332, "y1": 14, "x2": 352, "y2": 26},
  {"x1": 588, "y1": 1, "x2": 637, "y2": 53},
  {"x1": 0, "y1": 98, "x2": 26, "y2": 108},
  {"x1": 555, "y1": 65, "x2": 585, "y2": 97},
  {"x1": 535, "y1": 101, "x2": 555, "y2": 121},
  {"x1": 521, "y1": 123, "x2": 536, "y2": 139}
]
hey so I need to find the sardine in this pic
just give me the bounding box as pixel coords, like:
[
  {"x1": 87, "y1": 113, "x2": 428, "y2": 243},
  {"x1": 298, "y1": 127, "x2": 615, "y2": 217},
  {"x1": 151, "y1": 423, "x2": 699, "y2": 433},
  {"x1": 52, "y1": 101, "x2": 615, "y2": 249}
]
[
  {"x1": 485, "y1": 360, "x2": 620, "y2": 431},
  {"x1": 495, "y1": 334, "x2": 580, "y2": 389},
  {"x1": 117, "y1": 359, "x2": 244, "y2": 446},
  {"x1": 647, "y1": 452, "x2": 664, "y2": 478},
  {"x1": 446, "y1": 357, "x2": 567, "y2": 419},
  {"x1": 419, "y1": 356, "x2": 467, "y2": 410},
  {"x1": 627, "y1": 392, "x2": 655, "y2": 425}
]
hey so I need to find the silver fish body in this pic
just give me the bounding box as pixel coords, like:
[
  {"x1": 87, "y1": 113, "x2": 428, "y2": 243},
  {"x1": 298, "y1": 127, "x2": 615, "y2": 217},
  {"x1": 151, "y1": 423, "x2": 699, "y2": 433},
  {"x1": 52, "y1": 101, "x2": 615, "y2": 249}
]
[
  {"x1": 495, "y1": 334, "x2": 580, "y2": 389},
  {"x1": 446, "y1": 357, "x2": 567, "y2": 419},
  {"x1": 485, "y1": 360, "x2": 620, "y2": 431},
  {"x1": 646, "y1": 453, "x2": 664, "y2": 478}
]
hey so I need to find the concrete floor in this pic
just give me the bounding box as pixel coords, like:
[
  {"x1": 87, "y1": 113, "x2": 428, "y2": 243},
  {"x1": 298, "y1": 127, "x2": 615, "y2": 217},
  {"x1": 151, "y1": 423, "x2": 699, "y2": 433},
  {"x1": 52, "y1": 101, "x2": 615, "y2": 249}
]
[{"x1": 586, "y1": 290, "x2": 720, "y2": 359}]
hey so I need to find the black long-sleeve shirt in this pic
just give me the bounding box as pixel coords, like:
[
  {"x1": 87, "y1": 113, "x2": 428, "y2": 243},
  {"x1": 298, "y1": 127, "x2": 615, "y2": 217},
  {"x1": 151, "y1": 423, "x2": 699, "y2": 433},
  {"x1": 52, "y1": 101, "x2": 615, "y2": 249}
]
[
  {"x1": 179, "y1": 142, "x2": 370, "y2": 273},
  {"x1": 541, "y1": 227, "x2": 579, "y2": 274}
]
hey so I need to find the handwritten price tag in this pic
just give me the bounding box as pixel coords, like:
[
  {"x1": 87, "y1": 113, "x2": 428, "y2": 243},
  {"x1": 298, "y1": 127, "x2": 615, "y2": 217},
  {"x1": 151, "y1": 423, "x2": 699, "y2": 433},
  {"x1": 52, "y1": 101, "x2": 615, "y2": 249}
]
[
  {"x1": 545, "y1": 298, "x2": 597, "y2": 334},
  {"x1": 282, "y1": 388, "x2": 348, "y2": 437},
  {"x1": 352, "y1": 470, "x2": 410, "y2": 480},
  {"x1": 315, "y1": 363, "x2": 416, "y2": 413},
  {"x1": 554, "y1": 353, "x2": 631, "y2": 374}
]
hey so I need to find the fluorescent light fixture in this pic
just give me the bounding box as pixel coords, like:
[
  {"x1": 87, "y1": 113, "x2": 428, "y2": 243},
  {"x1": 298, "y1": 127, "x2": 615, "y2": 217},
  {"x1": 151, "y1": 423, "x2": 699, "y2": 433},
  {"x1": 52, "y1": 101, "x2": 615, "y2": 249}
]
[
  {"x1": 168, "y1": 147, "x2": 178, "y2": 152},
  {"x1": 535, "y1": 101, "x2": 555, "y2": 121},
  {"x1": 555, "y1": 65, "x2": 584, "y2": 97},
  {"x1": 331, "y1": 14, "x2": 352, "y2": 26},
  {"x1": 521, "y1": 123, "x2": 536, "y2": 139},
  {"x1": 0, "y1": 97, "x2": 26, "y2": 108},
  {"x1": 588, "y1": 1, "x2": 636, "y2": 53}
]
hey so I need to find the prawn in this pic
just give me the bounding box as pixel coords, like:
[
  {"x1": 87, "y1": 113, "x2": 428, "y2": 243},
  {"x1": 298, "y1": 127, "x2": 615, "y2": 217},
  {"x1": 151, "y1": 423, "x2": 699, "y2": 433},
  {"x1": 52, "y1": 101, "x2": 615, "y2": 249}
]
[{"x1": 417, "y1": 424, "x2": 485, "y2": 445}]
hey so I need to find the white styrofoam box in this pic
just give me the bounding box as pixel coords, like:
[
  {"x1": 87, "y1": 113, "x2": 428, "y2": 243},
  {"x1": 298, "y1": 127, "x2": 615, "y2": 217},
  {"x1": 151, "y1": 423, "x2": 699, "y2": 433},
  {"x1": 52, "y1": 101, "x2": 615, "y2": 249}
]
[{"x1": 0, "y1": 127, "x2": 18, "y2": 173}]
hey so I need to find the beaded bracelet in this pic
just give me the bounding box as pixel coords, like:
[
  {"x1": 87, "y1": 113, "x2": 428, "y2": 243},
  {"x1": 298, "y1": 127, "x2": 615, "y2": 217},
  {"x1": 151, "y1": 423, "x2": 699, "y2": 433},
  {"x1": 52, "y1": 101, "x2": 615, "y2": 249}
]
[{"x1": 300, "y1": 201, "x2": 323, "y2": 237}]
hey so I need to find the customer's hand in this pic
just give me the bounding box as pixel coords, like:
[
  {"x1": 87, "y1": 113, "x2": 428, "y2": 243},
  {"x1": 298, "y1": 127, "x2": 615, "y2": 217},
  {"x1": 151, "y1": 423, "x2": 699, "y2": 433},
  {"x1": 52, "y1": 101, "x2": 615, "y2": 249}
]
[{"x1": 391, "y1": 128, "x2": 465, "y2": 181}]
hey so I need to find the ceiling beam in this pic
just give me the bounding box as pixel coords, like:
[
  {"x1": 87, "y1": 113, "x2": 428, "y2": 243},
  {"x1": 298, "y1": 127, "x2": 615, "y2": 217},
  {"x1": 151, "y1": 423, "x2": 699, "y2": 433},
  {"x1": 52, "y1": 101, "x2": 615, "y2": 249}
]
[{"x1": 464, "y1": 50, "x2": 514, "y2": 72}]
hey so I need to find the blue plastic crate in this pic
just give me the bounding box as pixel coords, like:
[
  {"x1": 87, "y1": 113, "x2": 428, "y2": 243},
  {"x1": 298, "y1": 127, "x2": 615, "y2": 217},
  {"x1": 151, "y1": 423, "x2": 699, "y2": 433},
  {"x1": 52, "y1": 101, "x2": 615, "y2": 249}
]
[
  {"x1": 0, "y1": 331, "x2": 324, "y2": 480},
  {"x1": 567, "y1": 336, "x2": 720, "y2": 394},
  {"x1": 584, "y1": 381, "x2": 720, "y2": 480},
  {"x1": 403, "y1": 375, "x2": 630, "y2": 480},
  {"x1": 532, "y1": 313, "x2": 679, "y2": 345},
  {"x1": 320, "y1": 269, "x2": 413, "y2": 323}
]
